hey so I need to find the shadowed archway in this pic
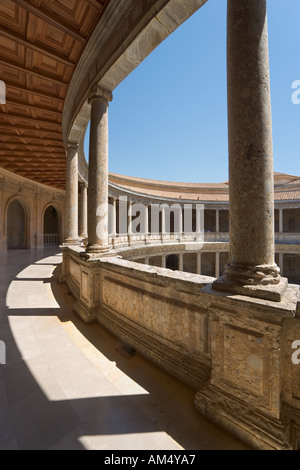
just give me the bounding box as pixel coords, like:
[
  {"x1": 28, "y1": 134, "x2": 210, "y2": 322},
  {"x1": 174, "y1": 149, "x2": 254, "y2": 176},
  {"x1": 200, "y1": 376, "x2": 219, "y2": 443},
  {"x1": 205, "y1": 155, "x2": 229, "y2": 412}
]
[{"x1": 6, "y1": 199, "x2": 26, "y2": 249}]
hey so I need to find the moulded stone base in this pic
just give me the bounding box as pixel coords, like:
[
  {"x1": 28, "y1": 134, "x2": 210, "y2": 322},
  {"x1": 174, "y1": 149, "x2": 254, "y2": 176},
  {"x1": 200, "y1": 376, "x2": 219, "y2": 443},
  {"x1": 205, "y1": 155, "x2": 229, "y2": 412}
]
[
  {"x1": 81, "y1": 244, "x2": 113, "y2": 260},
  {"x1": 195, "y1": 384, "x2": 291, "y2": 450},
  {"x1": 62, "y1": 238, "x2": 81, "y2": 246},
  {"x1": 212, "y1": 275, "x2": 288, "y2": 302},
  {"x1": 74, "y1": 299, "x2": 97, "y2": 324}
]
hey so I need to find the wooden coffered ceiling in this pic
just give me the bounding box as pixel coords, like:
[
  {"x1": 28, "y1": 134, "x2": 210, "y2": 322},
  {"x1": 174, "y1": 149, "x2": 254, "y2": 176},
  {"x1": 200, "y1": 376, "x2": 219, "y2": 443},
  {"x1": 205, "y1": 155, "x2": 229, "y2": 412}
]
[{"x1": 0, "y1": 0, "x2": 110, "y2": 190}]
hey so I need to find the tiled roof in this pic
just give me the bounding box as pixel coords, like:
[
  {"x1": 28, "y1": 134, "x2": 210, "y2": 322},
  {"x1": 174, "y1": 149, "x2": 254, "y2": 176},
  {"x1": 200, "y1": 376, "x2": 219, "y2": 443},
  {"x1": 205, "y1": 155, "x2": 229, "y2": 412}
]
[{"x1": 109, "y1": 172, "x2": 300, "y2": 203}]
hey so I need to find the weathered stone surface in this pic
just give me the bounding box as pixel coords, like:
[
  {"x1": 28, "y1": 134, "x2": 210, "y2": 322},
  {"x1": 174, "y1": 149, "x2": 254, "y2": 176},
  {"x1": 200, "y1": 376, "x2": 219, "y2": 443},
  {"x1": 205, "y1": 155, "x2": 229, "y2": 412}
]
[
  {"x1": 79, "y1": 183, "x2": 88, "y2": 239},
  {"x1": 214, "y1": 274, "x2": 288, "y2": 302},
  {"x1": 85, "y1": 89, "x2": 112, "y2": 255},
  {"x1": 64, "y1": 143, "x2": 80, "y2": 246},
  {"x1": 213, "y1": 0, "x2": 284, "y2": 301},
  {"x1": 62, "y1": 246, "x2": 300, "y2": 449}
]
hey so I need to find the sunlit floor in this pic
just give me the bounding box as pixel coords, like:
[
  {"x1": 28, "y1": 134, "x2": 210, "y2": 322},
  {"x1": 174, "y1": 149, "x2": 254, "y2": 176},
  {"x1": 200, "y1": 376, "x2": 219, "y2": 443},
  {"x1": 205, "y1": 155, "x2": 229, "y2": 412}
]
[{"x1": 0, "y1": 247, "x2": 249, "y2": 450}]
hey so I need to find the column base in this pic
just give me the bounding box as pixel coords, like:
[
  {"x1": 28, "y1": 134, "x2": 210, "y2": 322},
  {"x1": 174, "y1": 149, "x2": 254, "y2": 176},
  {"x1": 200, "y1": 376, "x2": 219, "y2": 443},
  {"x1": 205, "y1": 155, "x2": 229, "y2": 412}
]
[
  {"x1": 62, "y1": 237, "x2": 81, "y2": 246},
  {"x1": 74, "y1": 299, "x2": 97, "y2": 324},
  {"x1": 81, "y1": 244, "x2": 113, "y2": 260},
  {"x1": 213, "y1": 275, "x2": 288, "y2": 302}
]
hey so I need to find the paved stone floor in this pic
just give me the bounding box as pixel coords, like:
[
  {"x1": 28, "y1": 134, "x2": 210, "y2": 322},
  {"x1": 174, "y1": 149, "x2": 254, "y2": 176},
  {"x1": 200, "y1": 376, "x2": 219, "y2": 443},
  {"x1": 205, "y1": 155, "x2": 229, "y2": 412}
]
[{"x1": 0, "y1": 247, "x2": 249, "y2": 450}]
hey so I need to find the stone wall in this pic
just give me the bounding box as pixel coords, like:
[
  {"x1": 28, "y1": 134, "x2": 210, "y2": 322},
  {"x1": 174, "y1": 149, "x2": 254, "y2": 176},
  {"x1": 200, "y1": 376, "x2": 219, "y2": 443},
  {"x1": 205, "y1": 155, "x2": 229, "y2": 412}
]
[
  {"x1": 0, "y1": 168, "x2": 65, "y2": 254},
  {"x1": 62, "y1": 246, "x2": 300, "y2": 450}
]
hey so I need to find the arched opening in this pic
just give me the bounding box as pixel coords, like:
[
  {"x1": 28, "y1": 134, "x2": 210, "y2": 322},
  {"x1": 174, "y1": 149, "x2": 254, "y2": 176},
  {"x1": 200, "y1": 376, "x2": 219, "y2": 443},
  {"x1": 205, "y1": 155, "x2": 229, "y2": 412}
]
[
  {"x1": 166, "y1": 254, "x2": 179, "y2": 271},
  {"x1": 43, "y1": 206, "x2": 59, "y2": 245},
  {"x1": 7, "y1": 199, "x2": 26, "y2": 249}
]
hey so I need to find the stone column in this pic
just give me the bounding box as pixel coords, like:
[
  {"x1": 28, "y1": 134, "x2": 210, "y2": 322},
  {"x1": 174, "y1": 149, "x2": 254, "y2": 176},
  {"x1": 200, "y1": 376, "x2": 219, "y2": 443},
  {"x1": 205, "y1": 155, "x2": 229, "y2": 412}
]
[
  {"x1": 213, "y1": 0, "x2": 286, "y2": 301},
  {"x1": 128, "y1": 199, "x2": 133, "y2": 243},
  {"x1": 215, "y1": 252, "x2": 220, "y2": 278},
  {"x1": 79, "y1": 183, "x2": 88, "y2": 239},
  {"x1": 85, "y1": 87, "x2": 112, "y2": 256},
  {"x1": 144, "y1": 204, "x2": 149, "y2": 243},
  {"x1": 179, "y1": 253, "x2": 184, "y2": 272},
  {"x1": 64, "y1": 142, "x2": 79, "y2": 245},
  {"x1": 216, "y1": 210, "x2": 219, "y2": 233},
  {"x1": 178, "y1": 206, "x2": 183, "y2": 241},
  {"x1": 196, "y1": 204, "x2": 204, "y2": 242},
  {"x1": 35, "y1": 189, "x2": 43, "y2": 248},
  {"x1": 161, "y1": 205, "x2": 167, "y2": 241},
  {"x1": 279, "y1": 209, "x2": 283, "y2": 233},
  {"x1": 0, "y1": 179, "x2": 6, "y2": 253},
  {"x1": 279, "y1": 253, "x2": 284, "y2": 276},
  {"x1": 110, "y1": 197, "x2": 117, "y2": 243},
  {"x1": 161, "y1": 255, "x2": 166, "y2": 269},
  {"x1": 197, "y1": 252, "x2": 202, "y2": 275}
]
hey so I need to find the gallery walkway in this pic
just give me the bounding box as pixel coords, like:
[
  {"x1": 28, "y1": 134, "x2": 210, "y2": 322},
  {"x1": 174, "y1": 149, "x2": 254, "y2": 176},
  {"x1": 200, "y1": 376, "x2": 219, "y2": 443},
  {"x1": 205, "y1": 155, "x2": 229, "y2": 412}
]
[{"x1": 0, "y1": 247, "x2": 249, "y2": 450}]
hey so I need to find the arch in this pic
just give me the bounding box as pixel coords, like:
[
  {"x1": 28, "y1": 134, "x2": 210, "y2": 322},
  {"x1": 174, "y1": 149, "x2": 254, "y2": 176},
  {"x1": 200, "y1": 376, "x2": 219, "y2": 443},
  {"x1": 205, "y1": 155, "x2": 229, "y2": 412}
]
[
  {"x1": 42, "y1": 203, "x2": 62, "y2": 245},
  {"x1": 6, "y1": 198, "x2": 27, "y2": 249}
]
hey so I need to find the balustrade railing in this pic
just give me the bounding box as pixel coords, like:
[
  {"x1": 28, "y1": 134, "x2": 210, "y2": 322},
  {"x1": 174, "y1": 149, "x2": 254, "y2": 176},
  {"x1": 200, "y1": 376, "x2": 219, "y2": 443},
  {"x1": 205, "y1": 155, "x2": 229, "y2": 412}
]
[{"x1": 44, "y1": 234, "x2": 58, "y2": 245}]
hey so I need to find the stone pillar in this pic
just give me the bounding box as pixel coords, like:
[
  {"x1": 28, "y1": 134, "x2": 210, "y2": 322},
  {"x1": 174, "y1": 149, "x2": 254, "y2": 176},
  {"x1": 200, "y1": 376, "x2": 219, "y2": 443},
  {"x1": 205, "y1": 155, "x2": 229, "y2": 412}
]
[
  {"x1": 178, "y1": 206, "x2": 183, "y2": 241},
  {"x1": 85, "y1": 87, "x2": 112, "y2": 256},
  {"x1": 161, "y1": 205, "x2": 167, "y2": 241},
  {"x1": 213, "y1": 0, "x2": 286, "y2": 301},
  {"x1": 79, "y1": 183, "x2": 88, "y2": 239},
  {"x1": 196, "y1": 204, "x2": 204, "y2": 242},
  {"x1": 144, "y1": 204, "x2": 149, "y2": 242},
  {"x1": 179, "y1": 253, "x2": 184, "y2": 272},
  {"x1": 215, "y1": 252, "x2": 220, "y2": 278},
  {"x1": 279, "y1": 209, "x2": 284, "y2": 234},
  {"x1": 216, "y1": 210, "x2": 219, "y2": 233},
  {"x1": 64, "y1": 142, "x2": 79, "y2": 245},
  {"x1": 0, "y1": 179, "x2": 6, "y2": 253},
  {"x1": 279, "y1": 253, "x2": 284, "y2": 276},
  {"x1": 197, "y1": 252, "x2": 202, "y2": 275},
  {"x1": 128, "y1": 199, "x2": 133, "y2": 242},
  {"x1": 35, "y1": 189, "x2": 42, "y2": 248},
  {"x1": 161, "y1": 254, "x2": 166, "y2": 269},
  {"x1": 110, "y1": 197, "x2": 117, "y2": 242}
]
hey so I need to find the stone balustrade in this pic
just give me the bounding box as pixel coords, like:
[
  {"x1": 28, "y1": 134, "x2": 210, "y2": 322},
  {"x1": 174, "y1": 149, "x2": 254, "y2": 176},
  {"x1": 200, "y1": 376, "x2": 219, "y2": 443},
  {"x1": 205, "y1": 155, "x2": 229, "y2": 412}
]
[{"x1": 61, "y1": 245, "x2": 300, "y2": 450}]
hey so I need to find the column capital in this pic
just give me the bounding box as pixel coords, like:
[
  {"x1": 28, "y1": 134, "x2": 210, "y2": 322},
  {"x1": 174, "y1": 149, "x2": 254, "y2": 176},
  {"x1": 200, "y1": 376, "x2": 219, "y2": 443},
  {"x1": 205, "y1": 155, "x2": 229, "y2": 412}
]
[
  {"x1": 80, "y1": 181, "x2": 88, "y2": 189},
  {"x1": 88, "y1": 86, "x2": 113, "y2": 104}
]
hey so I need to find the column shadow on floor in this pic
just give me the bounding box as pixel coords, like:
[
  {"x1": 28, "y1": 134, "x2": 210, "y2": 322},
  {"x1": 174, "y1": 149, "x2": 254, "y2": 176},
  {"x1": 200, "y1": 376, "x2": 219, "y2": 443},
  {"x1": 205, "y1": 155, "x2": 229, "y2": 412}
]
[
  {"x1": 0, "y1": 248, "x2": 249, "y2": 450},
  {"x1": 49, "y1": 262, "x2": 250, "y2": 451}
]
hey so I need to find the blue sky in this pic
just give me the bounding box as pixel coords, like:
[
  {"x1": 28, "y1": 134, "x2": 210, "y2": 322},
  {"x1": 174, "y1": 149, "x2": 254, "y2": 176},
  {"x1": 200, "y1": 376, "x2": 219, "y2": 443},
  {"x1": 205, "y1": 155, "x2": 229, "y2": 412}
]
[{"x1": 85, "y1": 0, "x2": 300, "y2": 183}]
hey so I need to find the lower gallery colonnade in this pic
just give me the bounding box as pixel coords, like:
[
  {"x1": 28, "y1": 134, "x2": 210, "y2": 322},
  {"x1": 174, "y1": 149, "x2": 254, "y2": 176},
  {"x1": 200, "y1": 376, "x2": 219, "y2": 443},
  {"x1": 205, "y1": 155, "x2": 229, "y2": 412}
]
[{"x1": 59, "y1": 0, "x2": 300, "y2": 450}]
